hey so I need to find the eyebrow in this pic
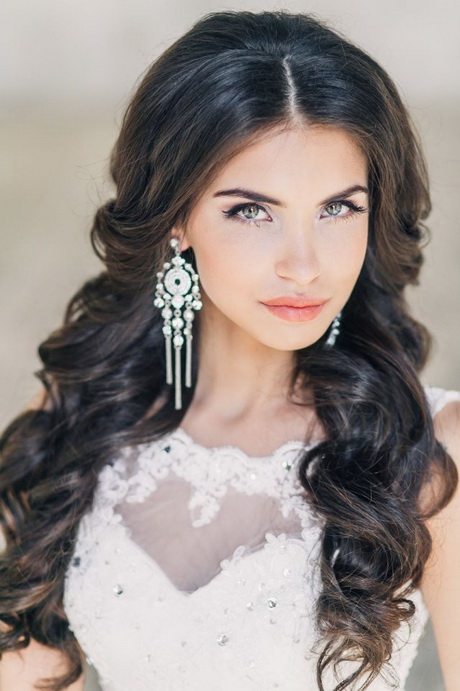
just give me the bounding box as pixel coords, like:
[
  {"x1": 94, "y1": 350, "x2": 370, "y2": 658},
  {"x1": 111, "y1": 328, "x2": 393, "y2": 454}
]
[{"x1": 212, "y1": 185, "x2": 369, "y2": 207}]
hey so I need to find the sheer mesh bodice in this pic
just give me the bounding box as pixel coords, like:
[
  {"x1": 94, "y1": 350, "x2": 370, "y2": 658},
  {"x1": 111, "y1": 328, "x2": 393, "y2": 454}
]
[{"x1": 63, "y1": 385, "x2": 460, "y2": 690}]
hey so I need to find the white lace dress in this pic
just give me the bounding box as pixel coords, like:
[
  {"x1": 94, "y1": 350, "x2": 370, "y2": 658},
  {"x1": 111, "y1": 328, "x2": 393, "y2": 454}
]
[{"x1": 63, "y1": 385, "x2": 460, "y2": 690}]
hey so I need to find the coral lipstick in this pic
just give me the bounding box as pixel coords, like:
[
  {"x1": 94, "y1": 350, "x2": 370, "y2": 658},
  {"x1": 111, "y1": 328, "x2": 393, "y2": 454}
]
[{"x1": 261, "y1": 296, "x2": 328, "y2": 322}]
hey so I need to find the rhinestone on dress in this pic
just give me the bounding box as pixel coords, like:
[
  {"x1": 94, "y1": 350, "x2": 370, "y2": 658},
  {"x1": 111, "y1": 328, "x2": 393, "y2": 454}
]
[
  {"x1": 113, "y1": 584, "x2": 124, "y2": 595},
  {"x1": 265, "y1": 597, "x2": 277, "y2": 609},
  {"x1": 217, "y1": 633, "x2": 229, "y2": 646},
  {"x1": 246, "y1": 601, "x2": 255, "y2": 610}
]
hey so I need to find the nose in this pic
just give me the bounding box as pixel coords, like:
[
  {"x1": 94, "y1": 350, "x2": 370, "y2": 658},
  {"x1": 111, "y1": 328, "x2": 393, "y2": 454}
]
[{"x1": 274, "y1": 227, "x2": 321, "y2": 285}]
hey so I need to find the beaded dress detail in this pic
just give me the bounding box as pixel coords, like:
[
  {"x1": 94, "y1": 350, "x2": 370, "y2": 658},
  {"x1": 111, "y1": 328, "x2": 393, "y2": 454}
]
[{"x1": 63, "y1": 386, "x2": 460, "y2": 690}]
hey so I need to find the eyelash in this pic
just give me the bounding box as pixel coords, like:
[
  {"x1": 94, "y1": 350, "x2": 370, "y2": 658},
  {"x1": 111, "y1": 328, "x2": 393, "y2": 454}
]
[{"x1": 222, "y1": 200, "x2": 367, "y2": 227}]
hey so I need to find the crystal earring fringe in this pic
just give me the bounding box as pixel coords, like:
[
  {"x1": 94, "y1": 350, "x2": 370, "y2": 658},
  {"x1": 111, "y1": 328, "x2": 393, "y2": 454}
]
[
  {"x1": 326, "y1": 311, "x2": 342, "y2": 347},
  {"x1": 154, "y1": 237, "x2": 203, "y2": 410}
]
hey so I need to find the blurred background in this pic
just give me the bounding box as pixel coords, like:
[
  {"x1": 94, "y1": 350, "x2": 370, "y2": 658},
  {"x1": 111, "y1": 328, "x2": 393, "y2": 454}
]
[{"x1": 1, "y1": 1, "x2": 459, "y2": 689}]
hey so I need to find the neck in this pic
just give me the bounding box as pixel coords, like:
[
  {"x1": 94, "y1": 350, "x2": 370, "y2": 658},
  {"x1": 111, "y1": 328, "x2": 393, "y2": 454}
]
[{"x1": 191, "y1": 310, "x2": 298, "y2": 423}]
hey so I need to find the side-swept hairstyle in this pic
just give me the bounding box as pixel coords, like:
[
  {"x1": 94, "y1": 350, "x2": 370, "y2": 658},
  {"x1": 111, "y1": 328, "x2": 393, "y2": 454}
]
[{"x1": 1, "y1": 10, "x2": 456, "y2": 691}]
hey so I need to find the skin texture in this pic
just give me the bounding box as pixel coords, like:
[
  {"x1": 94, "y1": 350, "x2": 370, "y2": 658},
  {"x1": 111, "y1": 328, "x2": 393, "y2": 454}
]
[{"x1": 172, "y1": 124, "x2": 369, "y2": 451}]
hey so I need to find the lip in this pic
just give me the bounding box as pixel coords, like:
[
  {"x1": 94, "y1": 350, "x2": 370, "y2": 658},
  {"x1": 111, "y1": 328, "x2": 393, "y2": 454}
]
[
  {"x1": 262, "y1": 301, "x2": 327, "y2": 322},
  {"x1": 262, "y1": 296, "x2": 328, "y2": 307}
]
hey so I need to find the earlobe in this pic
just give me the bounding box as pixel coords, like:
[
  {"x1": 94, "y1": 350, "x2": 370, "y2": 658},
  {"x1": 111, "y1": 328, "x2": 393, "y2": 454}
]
[{"x1": 170, "y1": 229, "x2": 191, "y2": 253}]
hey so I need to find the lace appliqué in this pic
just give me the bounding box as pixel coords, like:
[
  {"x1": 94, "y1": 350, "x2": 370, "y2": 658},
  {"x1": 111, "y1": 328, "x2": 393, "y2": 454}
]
[{"x1": 98, "y1": 428, "x2": 319, "y2": 529}]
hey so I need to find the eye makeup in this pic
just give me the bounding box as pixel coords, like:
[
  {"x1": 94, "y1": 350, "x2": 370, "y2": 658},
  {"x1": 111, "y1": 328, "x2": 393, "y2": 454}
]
[{"x1": 222, "y1": 199, "x2": 368, "y2": 227}]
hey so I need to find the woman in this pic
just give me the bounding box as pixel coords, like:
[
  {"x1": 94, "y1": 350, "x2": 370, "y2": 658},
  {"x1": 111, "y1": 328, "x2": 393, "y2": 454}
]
[{"x1": 1, "y1": 9, "x2": 459, "y2": 691}]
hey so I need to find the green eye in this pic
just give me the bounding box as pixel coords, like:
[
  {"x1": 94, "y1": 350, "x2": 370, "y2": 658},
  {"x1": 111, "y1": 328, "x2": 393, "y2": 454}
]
[
  {"x1": 223, "y1": 202, "x2": 270, "y2": 226},
  {"x1": 241, "y1": 204, "x2": 260, "y2": 219},
  {"x1": 325, "y1": 202, "x2": 343, "y2": 216}
]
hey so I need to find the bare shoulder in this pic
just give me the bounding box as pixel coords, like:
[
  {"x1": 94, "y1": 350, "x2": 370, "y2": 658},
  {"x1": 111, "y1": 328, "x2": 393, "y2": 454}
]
[
  {"x1": 422, "y1": 397, "x2": 460, "y2": 577},
  {"x1": 420, "y1": 398, "x2": 460, "y2": 689},
  {"x1": 0, "y1": 633, "x2": 86, "y2": 690},
  {"x1": 432, "y1": 398, "x2": 460, "y2": 458}
]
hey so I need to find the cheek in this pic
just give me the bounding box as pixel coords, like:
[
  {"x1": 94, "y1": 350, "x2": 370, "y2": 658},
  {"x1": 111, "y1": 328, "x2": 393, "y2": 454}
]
[
  {"x1": 323, "y1": 226, "x2": 368, "y2": 280},
  {"x1": 191, "y1": 234, "x2": 258, "y2": 301}
]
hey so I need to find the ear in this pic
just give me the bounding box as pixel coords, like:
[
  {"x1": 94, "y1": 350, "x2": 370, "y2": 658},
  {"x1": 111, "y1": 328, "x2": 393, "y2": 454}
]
[{"x1": 170, "y1": 226, "x2": 192, "y2": 252}]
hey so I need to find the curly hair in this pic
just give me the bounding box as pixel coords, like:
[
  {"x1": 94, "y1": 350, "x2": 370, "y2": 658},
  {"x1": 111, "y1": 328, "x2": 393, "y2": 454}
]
[{"x1": 0, "y1": 9, "x2": 457, "y2": 691}]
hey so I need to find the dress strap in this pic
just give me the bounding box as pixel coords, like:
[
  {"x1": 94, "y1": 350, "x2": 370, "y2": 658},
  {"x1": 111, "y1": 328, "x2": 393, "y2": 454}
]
[{"x1": 424, "y1": 385, "x2": 460, "y2": 418}]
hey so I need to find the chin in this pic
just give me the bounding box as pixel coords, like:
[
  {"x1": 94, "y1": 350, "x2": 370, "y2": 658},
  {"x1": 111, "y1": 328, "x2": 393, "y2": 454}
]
[{"x1": 252, "y1": 330, "x2": 324, "y2": 352}]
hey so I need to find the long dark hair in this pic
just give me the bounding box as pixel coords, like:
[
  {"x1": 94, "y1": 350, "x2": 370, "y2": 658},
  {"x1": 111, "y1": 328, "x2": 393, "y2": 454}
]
[{"x1": 0, "y1": 10, "x2": 457, "y2": 691}]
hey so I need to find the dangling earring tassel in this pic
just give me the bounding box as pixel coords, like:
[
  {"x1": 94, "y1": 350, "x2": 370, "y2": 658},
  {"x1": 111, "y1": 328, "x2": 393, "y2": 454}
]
[
  {"x1": 174, "y1": 342, "x2": 182, "y2": 409},
  {"x1": 165, "y1": 333, "x2": 173, "y2": 384},
  {"x1": 185, "y1": 332, "x2": 192, "y2": 388},
  {"x1": 326, "y1": 311, "x2": 342, "y2": 347},
  {"x1": 154, "y1": 237, "x2": 202, "y2": 410}
]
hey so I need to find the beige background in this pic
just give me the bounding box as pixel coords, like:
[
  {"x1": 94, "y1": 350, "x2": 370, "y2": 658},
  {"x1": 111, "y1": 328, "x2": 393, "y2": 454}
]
[{"x1": 1, "y1": 1, "x2": 459, "y2": 689}]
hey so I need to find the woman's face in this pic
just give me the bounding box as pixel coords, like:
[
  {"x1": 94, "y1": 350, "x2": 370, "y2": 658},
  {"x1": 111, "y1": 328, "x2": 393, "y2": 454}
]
[{"x1": 174, "y1": 125, "x2": 369, "y2": 352}]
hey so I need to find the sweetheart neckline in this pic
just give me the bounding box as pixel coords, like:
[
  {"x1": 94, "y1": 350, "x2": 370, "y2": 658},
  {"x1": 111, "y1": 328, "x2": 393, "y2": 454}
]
[{"x1": 108, "y1": 515, "x2": 312, "y2": 600}]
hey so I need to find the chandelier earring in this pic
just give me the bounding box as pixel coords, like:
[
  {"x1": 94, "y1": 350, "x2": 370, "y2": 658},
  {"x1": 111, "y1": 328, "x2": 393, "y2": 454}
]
[
  {"x1": 154, "y1": 237, "x2": 202, "y2": 410},
  {"x1": 326, "y1": 310, "x2": 342, "y2": 347}
]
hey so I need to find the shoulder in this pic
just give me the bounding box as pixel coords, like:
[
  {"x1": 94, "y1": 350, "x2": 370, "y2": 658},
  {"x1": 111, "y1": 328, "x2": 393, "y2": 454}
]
[
  {"x1": 420, "y1": 386, "x2": 460, "y2": 688},
  {"x1": 0, "y1": 628, "x2": 86, "y2": 690},
  {"x1": 423, "y1": 384, "x2": 460, "y2": 461},
  {"x1": 432, "y1": 396, "x2": 460, "y2": 458},
  {"x1": 423, "y1": 385, "x2": 460, "y2": 528}
]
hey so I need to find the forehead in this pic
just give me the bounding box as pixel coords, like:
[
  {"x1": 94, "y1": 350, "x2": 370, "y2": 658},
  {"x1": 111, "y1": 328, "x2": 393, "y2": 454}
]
[{"x1": 209, "y1": 125, "x2": 368, "y2": 194}]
